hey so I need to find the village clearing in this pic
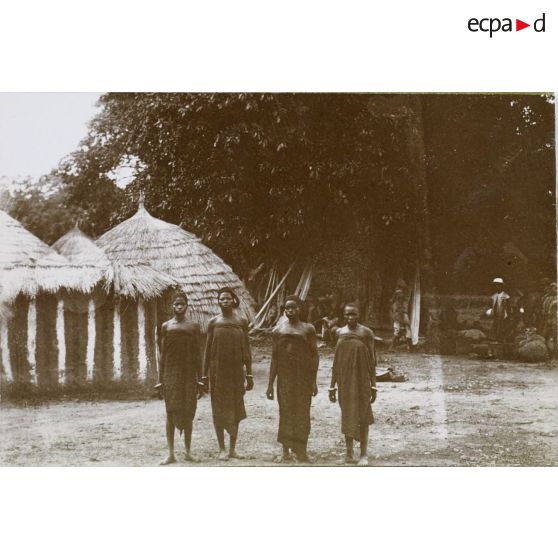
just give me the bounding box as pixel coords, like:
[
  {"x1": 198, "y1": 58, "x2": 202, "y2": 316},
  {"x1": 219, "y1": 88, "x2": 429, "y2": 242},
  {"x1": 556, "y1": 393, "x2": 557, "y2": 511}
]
[{"x1": 1, "y1": 340, "x2": 557, "y2": 467}]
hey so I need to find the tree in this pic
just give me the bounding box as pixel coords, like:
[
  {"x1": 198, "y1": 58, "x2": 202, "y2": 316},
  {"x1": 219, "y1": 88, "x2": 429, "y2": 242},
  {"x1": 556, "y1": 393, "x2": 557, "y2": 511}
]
[
  {"x1": 54, "y1": 93, "x2": 417, "y2": 273},
  {"x1": 7, "y1": 93, "x2": 555, "y2": 296}
]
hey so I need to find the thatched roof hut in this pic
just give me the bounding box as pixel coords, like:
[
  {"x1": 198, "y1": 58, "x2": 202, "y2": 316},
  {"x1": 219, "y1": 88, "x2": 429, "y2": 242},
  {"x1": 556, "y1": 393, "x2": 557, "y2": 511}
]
[
  {"x1": 0, "y1": 210, "x2": 97, "y2": 303},
  {"x1": 52, "y1": 226, "x2": 178, "y2": 299},
  {"x1": 96, "y1": 203, "x2": 255, "y2": 326},
  {"x1": 49, "y1": 225, "x2": 180, "y2": 387}
]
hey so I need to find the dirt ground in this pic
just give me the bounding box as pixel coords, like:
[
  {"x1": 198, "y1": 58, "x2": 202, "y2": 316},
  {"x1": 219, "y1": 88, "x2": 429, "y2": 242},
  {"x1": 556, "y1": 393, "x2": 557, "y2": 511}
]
[{"x1": 1, "y1": 340, "x2": 557, "y2": 466}]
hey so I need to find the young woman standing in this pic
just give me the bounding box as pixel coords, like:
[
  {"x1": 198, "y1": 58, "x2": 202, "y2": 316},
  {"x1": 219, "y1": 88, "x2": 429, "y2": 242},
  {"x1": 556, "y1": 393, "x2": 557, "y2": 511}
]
[
  {"x1": 203, "y1": 288, "x2": 253, "y2": 460},
  {"x1": 158, "y1": 293, "x2": 202, "y2": 465},
  {"x1": 329, "y1": 303, "x2": 376, "y2": 466},
  {"x1": 267, "y1": 295, "x2": 319, "y2": 463}
]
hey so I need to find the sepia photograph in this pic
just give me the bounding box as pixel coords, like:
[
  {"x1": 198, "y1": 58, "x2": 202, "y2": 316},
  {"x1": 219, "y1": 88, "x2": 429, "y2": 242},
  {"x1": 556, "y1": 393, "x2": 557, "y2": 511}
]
[{"x1": 0, "y1": 92, "x2": 556, "y2": 467}]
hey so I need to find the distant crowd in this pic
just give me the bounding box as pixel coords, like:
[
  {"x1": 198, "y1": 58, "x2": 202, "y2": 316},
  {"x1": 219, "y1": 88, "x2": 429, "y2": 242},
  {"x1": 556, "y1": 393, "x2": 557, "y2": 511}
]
[{"x1": 439, "y1": 277, "x2": 557, "y2": 361}]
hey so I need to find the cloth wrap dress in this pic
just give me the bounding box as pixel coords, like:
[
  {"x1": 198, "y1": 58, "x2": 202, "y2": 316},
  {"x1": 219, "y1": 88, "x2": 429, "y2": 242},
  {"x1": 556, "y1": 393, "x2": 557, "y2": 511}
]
[
  {"x1": 273, "y1": 331, "x2": 316, "y2": 450},
  {"x1": 332, "y1": 331, "x2": 375, "y2": 440},
  {"x1": 491, "y1": 292, "x2": 510, "y2": 342},
  {"x1": 160, "y1": 326, "x2": 201, "y2": 433},
  {"x1": 208, "y1": 322, "x2": 249, "y2": 434}
]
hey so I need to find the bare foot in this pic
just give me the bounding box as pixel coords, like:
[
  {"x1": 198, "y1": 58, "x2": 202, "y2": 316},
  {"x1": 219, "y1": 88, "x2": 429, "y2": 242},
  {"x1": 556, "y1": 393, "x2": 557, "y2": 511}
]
[
  {"x1": 160, "y1": 455, "x2": 177, "y2": 466},
  {"x1": 294, "y1": 453, "x2": 312, "y2": 463},
  {"x1": 358, "y1": 456, "x2": 369, "y2": 467},
  {"x1": 184, "y1": 453, "x2": 199, "y2": 463},
  {"x1": 273, "y1": 453, "x2": 292, "y2": 464},
  {"x1": 229, "y1": 451, "x2": 245, "y2": 460},
  {"x1": 345, "y1": 455, "x2": 357, "y2": 464},
  {"x1": 218, "y1": 450, "x2": 229, "y2": 461}
]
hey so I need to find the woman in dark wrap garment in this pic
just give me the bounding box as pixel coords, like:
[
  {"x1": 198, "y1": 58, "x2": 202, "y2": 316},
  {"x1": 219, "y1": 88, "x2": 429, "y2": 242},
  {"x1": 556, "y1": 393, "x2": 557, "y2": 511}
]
[
  {"x1": 267, "y1": 295, "x2": 319, "y2": 463},
  {"x1": 202, "y1": 288, "x2": 253, "y2": 460},
  {"x1": 329, "y1": 303, "x2": 377, "y2": 466},
  {"x1": 159, "y1": 293, "x2": 202, "y2": 465}
]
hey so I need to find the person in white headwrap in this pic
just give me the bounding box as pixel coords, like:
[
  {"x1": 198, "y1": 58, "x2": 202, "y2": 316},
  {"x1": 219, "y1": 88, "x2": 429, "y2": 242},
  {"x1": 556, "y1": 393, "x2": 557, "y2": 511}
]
[{"x1": 486, "y1": 278, "x2": 510, "y2": 344}]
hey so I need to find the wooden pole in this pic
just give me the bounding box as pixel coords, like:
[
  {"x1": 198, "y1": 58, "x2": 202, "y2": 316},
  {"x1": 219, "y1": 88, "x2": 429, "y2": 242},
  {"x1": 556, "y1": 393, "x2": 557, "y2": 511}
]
[
  {"x1": 406, "y1": 97, "x2": 435, "y2": 295},
  {"x1": 250, "y1": 261, "x2": 295, "y2": 327},
  {"x1": 0, "y1": 313, "x2": 13, "y2": 382},
  {"x1": 56, "y1": 298, "x2": 66, "y2": 385},
  {"x1": 137, "y1": 298, "x2": 147, "y2": 383},
  {"x1": 27, "y1": 298, "x2": 37, "y2": 385}
]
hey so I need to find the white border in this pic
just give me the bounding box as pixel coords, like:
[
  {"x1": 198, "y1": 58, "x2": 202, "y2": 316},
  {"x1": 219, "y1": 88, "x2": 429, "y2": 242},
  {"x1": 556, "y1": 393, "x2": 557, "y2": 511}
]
[
  {"x1": 0, "y1": 2, "x2": 556, "y2": 557},
  {"x1": 0, "y1": 1, "x2": 555, "y2": 92}
]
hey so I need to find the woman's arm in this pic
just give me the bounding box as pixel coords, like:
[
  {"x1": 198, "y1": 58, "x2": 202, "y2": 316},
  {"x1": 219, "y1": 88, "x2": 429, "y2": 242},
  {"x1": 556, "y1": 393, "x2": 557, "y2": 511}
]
[
  {"x1": 266, "y1": 330, "x2": 279, "y2": 399},
  {"x1": 241, "y1": 318, "x2": 253, "y2": 376},
  {"x1": 307, "y1": 324, "x2": 319, "y2": 396},
  {"x1": 328, "y1": 328, "x2": 340, "y2": 402},
  {"x1": 366, "y1": 328, "x2": 377, "y2": 385},
  {"x1": 202, "y1": 319, "x2": 214, "y2": 385},
  {"x1": 241, "y1": 318, "x2": 254, "y2": 391},
  {"x1": 192, "y1": 324, "x2": 202, "y2": 382},
  {"x1": 365, "y1": 328, "x2": 377, "y2": 403},
  {"x1": 157, "y1": 322, "x2": 166, "y2": 383},
  {"x1": 307, "y1": 324, "x2": 319, "y2": 381}
]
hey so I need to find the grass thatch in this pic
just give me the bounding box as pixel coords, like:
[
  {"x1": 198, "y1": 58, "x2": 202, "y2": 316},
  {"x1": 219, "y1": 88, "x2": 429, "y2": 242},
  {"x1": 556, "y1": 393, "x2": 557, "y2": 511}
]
[
  {"x1": 52, "y1": 226, "x2": 178, "y2": 300},
  {"x1": 96, "y1": 204, "x2": 256, "y2": 327},
  {"x1": 52, "y1": 225, "x2": 111, "y2": 267},
  {"x1": 0, "y1": 210, "x2": 100, "y2": 303}
]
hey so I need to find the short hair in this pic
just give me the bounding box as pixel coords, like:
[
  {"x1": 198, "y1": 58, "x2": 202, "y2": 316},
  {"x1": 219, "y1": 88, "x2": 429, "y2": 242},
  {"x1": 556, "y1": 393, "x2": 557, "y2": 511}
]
[
  {"x1": 217, "y1": 287, "x2": 240, "y2": 308},
  {"x1": 173, "y1": 292, "x2": 188, "y2": 304},
  {"x1": 285, "y1": 294, "x2": 303, "y2": 308},
  {"x1": 344, "y1": 302, "x2": 360, "y2": 313}
]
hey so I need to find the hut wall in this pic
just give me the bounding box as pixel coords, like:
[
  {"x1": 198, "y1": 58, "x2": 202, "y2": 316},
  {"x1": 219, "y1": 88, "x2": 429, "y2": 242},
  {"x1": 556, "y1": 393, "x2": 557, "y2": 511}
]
[
  {"x1": 56, "y1": 299, "x2": 65, "y2": 384},
  {"x1": 64, "y1": 298, "x2": 88, "y2": 386},
  {"x1": 113, "y1": 300, "x2": 121, "y2": 380},
  {"x1": 86, "y1": 300, "x2": 95, "y2": 381},
  {"x1": 27, "y1": 299, "x2": 37, "y2": 384},
  {"x1": 94, "y1": 297, "x2": 114, "y2": 384},
  {"x1": 0, "y1": 314, "x2": 13, "y2": 382},
  {"x1": 2, "y1": 291, "x2": 163, "y2": 396},
  {"x1": 137, "y1": 299, "x2": 147, "y2": 382},
  {"x1": 144, "y1": 299, "x2": 159, "y2": 386},
  {"x1": 36, "y1": 294, "x2": 59, "y2": 387},
  {"x1": 120, "y1": 298, "x2": 139, "y2": 383},
  {"x1": 8, "y1": 295, "x2": 30, "y2": 384}
]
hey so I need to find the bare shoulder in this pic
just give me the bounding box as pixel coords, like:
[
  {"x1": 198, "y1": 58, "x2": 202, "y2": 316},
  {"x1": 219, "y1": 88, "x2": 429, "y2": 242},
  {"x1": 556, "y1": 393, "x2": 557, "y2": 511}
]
[
  {"x1": 161, "y1": 319, "x2": 171, "y2": 330},
  {"x1": 239, "y1": 316, "x2": 250, "y2": 329},
  {"x1": 360, "y1": 325, "x2": 375, "y2": 339},
  {"x1": 207, "y1": 316, "x2": 218, "y2": 329},
  {"x1": 337, "y1": 325, "x2": 349, "y2": 335},
  {"x1": 304, "y1": 322, "x2": 317, "y2": 336}
]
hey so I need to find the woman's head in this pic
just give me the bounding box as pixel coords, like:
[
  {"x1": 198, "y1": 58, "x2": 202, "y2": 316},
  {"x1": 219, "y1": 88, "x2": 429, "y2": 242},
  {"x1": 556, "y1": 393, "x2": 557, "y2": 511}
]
[
  {"x1": 343, "y1": 302, "x2": 360, "y2": 327},
  {"x1": 217, "y1": 287, "x2": 240, "y2": 310},
  {"x1": 172, "y1": 292, "x2": 188, "y2": 315},
  {"x1": 284, "y1": 295, "x2": 303, "y2": 321}
]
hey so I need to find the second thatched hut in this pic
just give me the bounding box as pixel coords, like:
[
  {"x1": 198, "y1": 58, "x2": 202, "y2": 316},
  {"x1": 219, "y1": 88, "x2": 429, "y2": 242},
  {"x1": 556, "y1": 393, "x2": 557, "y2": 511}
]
[
  {"x1": 52, "y1": 225, "x2": 178, "y2": 388},
  {"x1": 96, "y1": 202, "x2": 255, "y2": 331}
]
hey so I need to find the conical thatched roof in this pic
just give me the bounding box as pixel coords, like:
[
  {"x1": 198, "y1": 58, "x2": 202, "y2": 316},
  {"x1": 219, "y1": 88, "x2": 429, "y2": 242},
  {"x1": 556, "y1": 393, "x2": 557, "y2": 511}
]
[
  {"x1": 52, "y1": 226, "x2": 179, "y2": 300},
  {"x1": 52, "y1": 225, "x2": 111, "y2": 267},
  {"x1": 96, "y1": 204, "x2": 255, "y2": 326},
  {"x1": 0, "y1": 210, "x2": 99, "y2": 303}
]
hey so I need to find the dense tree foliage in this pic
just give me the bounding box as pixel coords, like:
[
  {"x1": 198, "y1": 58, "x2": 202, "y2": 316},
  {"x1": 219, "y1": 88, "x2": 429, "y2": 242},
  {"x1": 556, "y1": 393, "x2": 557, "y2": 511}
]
[
  {"x1": 4, "y1": 93, "x2": 555, "y2": 293},
  {"x1": 422, "y1": 94, "x2": 555, "y2": 290},
  {"x1": 51, "y1": 94, "x2": 418, "y2": 269},
  {"x1": 4, "y1": 175, "x2": 124, "y2": 244}
]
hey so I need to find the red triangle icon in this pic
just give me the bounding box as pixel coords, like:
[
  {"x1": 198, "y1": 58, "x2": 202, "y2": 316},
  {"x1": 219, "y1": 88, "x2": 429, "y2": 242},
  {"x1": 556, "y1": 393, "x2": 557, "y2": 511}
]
[{"x1": 516, "y1": 19, "x2": 530, "y2": 31}]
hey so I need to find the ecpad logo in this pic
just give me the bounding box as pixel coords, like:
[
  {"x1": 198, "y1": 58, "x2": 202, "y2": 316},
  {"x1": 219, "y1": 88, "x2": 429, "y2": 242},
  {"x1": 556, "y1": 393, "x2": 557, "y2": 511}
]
[{"x1": 468, "y1": 13, "x2": 546, "y2": 37}]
